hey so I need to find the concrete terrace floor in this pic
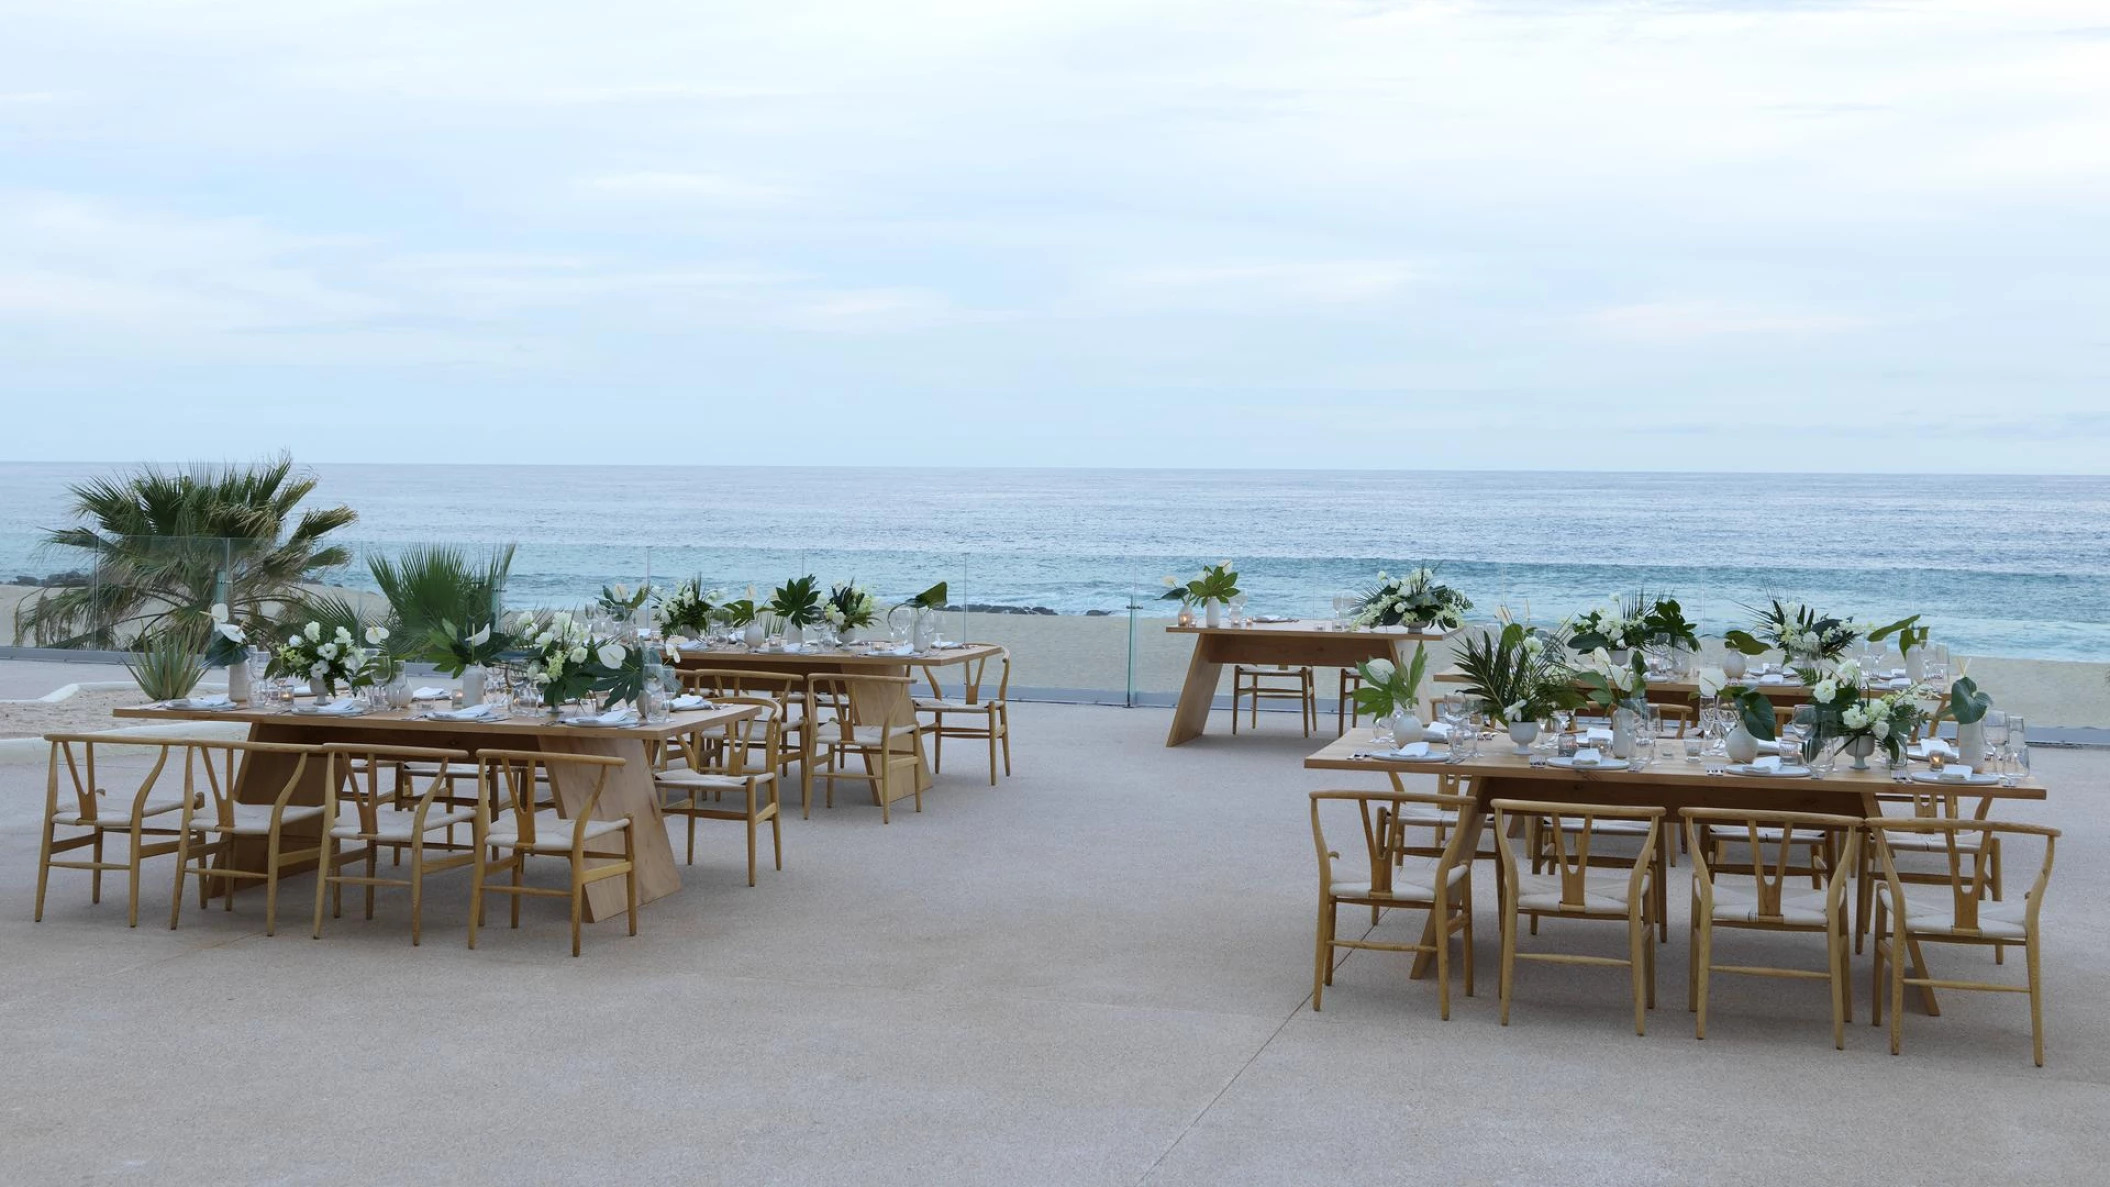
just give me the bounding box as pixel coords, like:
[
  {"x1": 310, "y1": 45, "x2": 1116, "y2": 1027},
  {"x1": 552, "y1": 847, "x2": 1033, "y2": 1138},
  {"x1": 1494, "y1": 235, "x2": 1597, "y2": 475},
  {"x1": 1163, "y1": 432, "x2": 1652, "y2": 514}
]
[{"x1": 1, "y1": 701, "x2": 2105, "y2": 1186}]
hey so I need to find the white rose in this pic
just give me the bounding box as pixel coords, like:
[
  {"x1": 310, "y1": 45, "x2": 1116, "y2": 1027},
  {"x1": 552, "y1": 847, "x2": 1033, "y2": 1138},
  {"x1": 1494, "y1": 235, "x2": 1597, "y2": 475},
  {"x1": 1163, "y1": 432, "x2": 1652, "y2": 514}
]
[
  {"x1": 568, "y1": 646, "x2": 588, "y2": 665},
  {"x1": 1365, "y1": 658, "x2": 1396, "y2": 684},
  {"x1": 285, "y1": 635, "x2": 301, "y2": 648},
  {"x1": 1812, "y1": 679, "x2": 1839, "y2": 703},
  {"x1": 318, "y1": 642, "x2": 338, "y2": 660},
  {"x1": 365, "y1": 626, "x2": 389, "y2": 645},
  {"x1": 334, "y1": 626, "x2": 353, "y2": 643},
  {"x1": 596, "y1": 643, "x2": 627, "y2": 669},
  {"x1": 1835, "y1": 660, "x2": 1861, "y2": 685},
  {"x1": 305, "y1": 621, "x2": 322, "y2": 642}
]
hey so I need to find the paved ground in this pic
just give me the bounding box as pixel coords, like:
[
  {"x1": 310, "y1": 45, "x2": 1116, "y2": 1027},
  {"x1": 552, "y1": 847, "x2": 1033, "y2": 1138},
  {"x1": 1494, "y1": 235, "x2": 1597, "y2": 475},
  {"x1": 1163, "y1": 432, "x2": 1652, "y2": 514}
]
[{"x1": 1, "y1": 702, "x2": 2103, "y2": 1185}]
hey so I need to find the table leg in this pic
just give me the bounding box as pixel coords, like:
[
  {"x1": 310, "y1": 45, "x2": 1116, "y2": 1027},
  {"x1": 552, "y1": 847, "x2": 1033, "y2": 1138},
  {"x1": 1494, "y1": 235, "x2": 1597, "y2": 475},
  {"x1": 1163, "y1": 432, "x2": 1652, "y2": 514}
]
[
  {"x1": 1166, "y1": 640, "x2": 1225, "y2": 746},
  {"x1": 536, "y1": 734, "x2": 679, "y2": 922}
]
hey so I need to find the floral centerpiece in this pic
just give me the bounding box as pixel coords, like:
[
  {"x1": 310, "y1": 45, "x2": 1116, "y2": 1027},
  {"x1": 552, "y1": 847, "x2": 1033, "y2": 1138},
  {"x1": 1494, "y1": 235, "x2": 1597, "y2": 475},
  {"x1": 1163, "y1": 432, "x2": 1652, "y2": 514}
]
[
  {"x1": 1568, "y1": 601, "x2": 1642, "y2": 654},
  {"x1": 767, "y1": 576, "x2": 825, "y2": 638},
  {"x1": 1576, "y1": 647, "x2": 1648, "y2": 717},
  {"x1": 825, "y1": 581, "x2": 878, "y2": 639},
  {"x1": 596, "y1": 583, "x2": 650, "y2": 625},
  {"x1": 1352, "y1": 644, "x2": 1430, "y2": 740},
  {"x1": 272, "y1": 619, "x2": 383, "y2": 699},
  {"x1": 1726, "y1": 600, "x2": 1864, "y2": 664},
  {"x1": 426, "y1": 618, "x2": 507, "y2": 676},
  {"x1": 516, "y1": 610, "x2": 631, "y2": 710},
  {"x1": 1353, "y1": 566, "x2": 1470, "y2": 631},
  {"x1": 1161, "y1": 562, "x2": 1240, "y2": 626},
  {"x1": 1791, "y1": 659, "x2": 1927, "y2": 768},
  {"x1": 1454, "y1": 619, "x2": 1579, "y2": 735},
  {"x1": 657, "y1": 579, "x2": 719, "y2": 638}
]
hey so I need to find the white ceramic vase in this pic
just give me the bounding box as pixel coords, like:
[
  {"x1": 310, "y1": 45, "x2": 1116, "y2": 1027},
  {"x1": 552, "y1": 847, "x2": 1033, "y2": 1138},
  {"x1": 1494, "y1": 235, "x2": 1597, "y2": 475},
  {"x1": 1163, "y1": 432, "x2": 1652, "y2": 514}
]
[
  {"x1": 1389, "y1": 710, "x2": 1424, "y2": 744},
  {"x1": 1611, "y1": 710, "x2": 1637, "y2": 760},
  {"x1": 1726, "y1": 723, "x2": 1759, "y2": 765},
  {"x1": 1904, "y1": 645, "x2": 1925, "y2": 684},
  {"x1": 1848, "y1": 735, "x2": 1876, "y2": 770},
  {"x1": 743, "y1": 621, "x2": 766, "y2": 649},
  {"x1": 226, "y1": 659, "x2": 252, "y2": 704},
  {"x1": 460, "y1": 664, "x2": 486, "y2": 707},
  {"x1": 386, "y1": 676, "x2": 414, "y2": 710},
  {"x1": 1507, "y1": 720, "x2": 1540, "y2": 754},
  {"x1": 1609, "y1": 648, "x2": 1631, "y2": 667},
  {"x1": 1204, "y1": 599, "x2": 1222, "y2": 628},
  {"x1": 1722, "y1": 651, "x2": 1748, "y2": 680},
  {"x1": 1956, "y1": 719, "x2": 1987, "y2": 766}
]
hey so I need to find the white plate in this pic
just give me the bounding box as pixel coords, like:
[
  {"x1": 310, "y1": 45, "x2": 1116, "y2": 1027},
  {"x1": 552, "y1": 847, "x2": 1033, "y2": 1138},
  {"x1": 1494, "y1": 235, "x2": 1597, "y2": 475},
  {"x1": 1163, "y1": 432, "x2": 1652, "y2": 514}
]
[
  {"x1": 1910, "y1": 771, "x2": 2000, "y2": 786},
  {"x1": 1727, "y1": 763, "x2": 1811, "y2": 778},
  {"x1": 292, "y1": 705, "x2": 365, "y2": 717},
  {"x1": 1550, "y1": 756, "x2": 1632, "y2": 771}
]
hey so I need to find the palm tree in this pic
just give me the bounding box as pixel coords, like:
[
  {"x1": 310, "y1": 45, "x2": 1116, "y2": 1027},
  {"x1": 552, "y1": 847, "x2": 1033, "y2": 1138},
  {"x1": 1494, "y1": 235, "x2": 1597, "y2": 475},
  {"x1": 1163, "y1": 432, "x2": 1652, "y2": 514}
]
[
  {"x1": 367, "y1": 543, "x2": 515, "y2": 653},
  {"x1": 13, "y1": 455, "x2": 358, "y2": 648}
]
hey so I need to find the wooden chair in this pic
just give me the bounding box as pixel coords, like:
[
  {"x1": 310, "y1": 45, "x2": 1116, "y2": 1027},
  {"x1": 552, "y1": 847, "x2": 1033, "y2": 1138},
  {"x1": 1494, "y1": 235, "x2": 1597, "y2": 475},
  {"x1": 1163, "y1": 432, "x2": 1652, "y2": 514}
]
[
  {"x1": 913, "y1": 648, "x2": 1012, "y2": 785},
  {"x1": 1684, "y1": 808, "x2": 1862, "y2": 1048},
  {"x1": 682, "y1": 668, "x2": 806, "y2": 788},
  {"x1": 1231, "y1": 665, "x2": 1315, "y2": 736},
  {"x1": 168, "y1": 739, "x2": 330, "y2": 936},
  {"x1": 1493, "y1": 799, "x2": 1662, "y2": 1035},
  {"x1": 1855, "y1": 789, "x2": 2003, "y2": 957},
  {"x1": 1335, "y1": 668, "x2": 1364, "y2": 736},
  {"x1": 655, "y1": 696, "x2": 783, "y2": 885},
  {"x1": 469, "y1": 750, "x2": 637, "y2": 957},
  {"x1": 35, "y1": 735, "x2": 199, "y2": 927},
  {"x1": 1870, "y1": 818, "x2": 2057, "y2": 1065},
  {"x1": 311, "y1": 743, "x2": 478, "y2": 945},
  {"x1": 1525, "y1": 807, "x2": 1671, "y2": 940},
  {"x1": 1653, "y1": 703, "x2": 1695, "y2": 737},
  {"x1": 808, "y1": 673, "x2": 924, "y2": 823},
  {"x1": 1310, "y1": 788, "x2": 1477, "y2": 1018}
]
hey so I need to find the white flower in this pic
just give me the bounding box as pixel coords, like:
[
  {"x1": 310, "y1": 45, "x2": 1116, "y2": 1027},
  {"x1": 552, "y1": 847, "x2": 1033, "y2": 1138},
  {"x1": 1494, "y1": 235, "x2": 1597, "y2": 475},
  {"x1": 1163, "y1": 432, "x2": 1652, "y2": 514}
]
[
  {"x1": 1161, "y1": 576, "x2": 1178, "y2": 588},
  {"x1": 547, "y1": 655, "x2": 565, "y2": 678},
  {"x1": 1841, "y1": 705, "x2": 1870, "y2": 731},
  {"x1": 515, "y1": 610, "x2": 537, "y2": 631},
  {"x1": 596, "y1": 643, "x2": 626, "y2": 669},
  {"x1": 469, "y1": 623, "x2": 491, "y2": 647},
  {"x1": 209, "y1": 602, "x2": 230, "y2": 624},
  {"x1": 568, "y1": 646, "x2": 588, "y2": 665},
  {"x1": 334, "y1": 626, "x2": 353, "y2": 642},
  {"x1": 1365, "y1": 658, "x2": 1396, "y2": 684},
  {"x1": 305, "y1": 621, "x2": 322, "y2": 642},
  {"x1": 1505, "y1": 700, "x2": 1528, "y2": 722},
  {"x1": 215, "y1": 622, "x2": 245, "y2": 645},
  {"x1": 285, "y1": 634, "x2": 301, "y2": 648},
  {"x1": 1812, "y1": 678, "x2": 1839, "y2": 703},
  {"x1": 318, "y1": 642, "x2": 339, "y2": 660},
  {"x1": 1835, "y1": 660, "x2": 1861, "y2": 686},
  {"x1": 1697, "y1": 667, "x2": 1726, "y2": 698},
  {"x1": 1218, "y1": 561, "x2": 1233, "y2": 571},
  {"x1": 613, "y1": 583, "x2": 629, "y2": 599},
  {"x1": 536, "y1": 630, "x2": 554, "y2": 648},
  {"x1": 1522, "y1": 634, "x2": 1544, "y2": 656},
  {"x1": 365, "y1": 626, "x2": 389, "y2": 645}
]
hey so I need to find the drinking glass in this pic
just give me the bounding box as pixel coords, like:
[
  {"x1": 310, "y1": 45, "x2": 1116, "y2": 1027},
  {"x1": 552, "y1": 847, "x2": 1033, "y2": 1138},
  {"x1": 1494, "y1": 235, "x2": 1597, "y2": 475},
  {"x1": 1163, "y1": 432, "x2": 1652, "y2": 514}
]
[
  {"x1": 1777, "y1": 728, "x2": 1803, "y2": 771},
  {"x1": 1629, "y1": 731, "x2": 1655, "y2": 771}
]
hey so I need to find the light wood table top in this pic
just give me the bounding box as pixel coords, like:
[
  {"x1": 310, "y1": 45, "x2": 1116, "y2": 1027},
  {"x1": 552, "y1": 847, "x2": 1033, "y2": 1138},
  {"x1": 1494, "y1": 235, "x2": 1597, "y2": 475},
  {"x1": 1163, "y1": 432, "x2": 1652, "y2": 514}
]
[
  {"x1": 112, "y1": 700, "x2": 757, "y2": 739},
  {"x1": 1305, "y1": 728, "x2": 2047, "y2": 801},
  {"x1": 1165, "y1": 621, "x2": 1453, "y2": 643},
  {"x1": 671, "y1": 642, "x2": 1003, "y2": 669}
]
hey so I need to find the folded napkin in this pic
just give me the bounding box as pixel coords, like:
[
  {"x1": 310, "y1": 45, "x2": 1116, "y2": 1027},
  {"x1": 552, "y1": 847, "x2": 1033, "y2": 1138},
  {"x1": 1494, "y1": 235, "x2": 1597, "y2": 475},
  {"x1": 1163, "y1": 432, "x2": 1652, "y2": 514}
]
[
  {"x1": 166, "y1": 694, "x2": 233, "y2": 710},
  {"x1": 428, "y1": 704, "x2": 496, "y2": 722},
  {"x1": 1393, "y1": 741, "x2": 1432, "y2": 759},
  {"x1": 1753, "y1": 755, "x2": 1783, "y2": 771},
  {"x1": 1421, "y1": 721, "x2": 1451, "y2": 742},
  {"x1": 1760, "y1": 673, "x2": 1786, "y2": 685},
  {"x1": 1915, "y1": 738, "x2": 1956, "y2": 758},
  {"x1": 669, "y1": 694, "x2": 711, "y2": 711},
  {"x1": 292, "y1": 684, "x2": 313, "y2": 696},
  {"x1": 570, "y1": 707, "x2": 639, "y2": 726},
  {"x1": 1572, "y1": 746, "x2": 1605, "y2": 766},
  {"x1": 308, "y1": 700, "x2": 365, "y2": 716},
  {"x1": 1584, "y1": 727, "x2": 1614, "y2": 744},
  {"x1": 412, "y1": 686, "x2": 451, "y2": 700},
  {"x1": 1936, "y1": 765, "x2": 1976, "y2": 781}
]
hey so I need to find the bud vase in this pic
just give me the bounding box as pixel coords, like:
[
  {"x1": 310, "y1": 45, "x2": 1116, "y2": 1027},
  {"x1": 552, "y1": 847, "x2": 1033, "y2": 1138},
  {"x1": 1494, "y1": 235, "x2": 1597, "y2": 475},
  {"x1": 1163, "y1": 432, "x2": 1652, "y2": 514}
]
[
  {"x1": 1726, "y1": 723, "x2": 1759, "y2": 764},
  {"x1": 1722, "y1": 651, "x2": 1747, "y2": 680},
  {"x1": 1204, "y1": 599, "x2": 1222, "y2": 628},
  {"x1": 226, "y1": 660, "x2": 252, "y2": 705},
  {"x1": 743, "y1": 621, "x2": 765, "y2": 649},
  {"x1": 460, "y1": 665, "x2": 486, "y2": 708},
  {"x1": 1388, "y1": 709, "x2": 1424, "y2": 744},
  {"x1": 1507, "y1": 720, "x2": 1540, "y2": 755}
]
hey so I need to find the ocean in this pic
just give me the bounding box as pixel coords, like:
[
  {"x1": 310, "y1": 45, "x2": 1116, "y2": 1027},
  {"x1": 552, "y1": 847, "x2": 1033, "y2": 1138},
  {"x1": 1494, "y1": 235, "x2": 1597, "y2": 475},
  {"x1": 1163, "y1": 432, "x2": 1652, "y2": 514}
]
[{"x1": 3, "y1": 463, "x2": 2106, "y2": 662}]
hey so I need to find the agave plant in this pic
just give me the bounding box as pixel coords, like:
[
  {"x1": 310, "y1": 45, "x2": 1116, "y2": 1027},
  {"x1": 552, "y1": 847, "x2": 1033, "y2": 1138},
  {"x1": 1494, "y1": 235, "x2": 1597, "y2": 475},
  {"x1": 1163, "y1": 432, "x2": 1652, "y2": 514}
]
[
  {"x1": 13, "y1": 455, "x2": 357, "y2": 649},
  {"x1": 126, "y1": 624, "x2": 207, "y2": 702}
]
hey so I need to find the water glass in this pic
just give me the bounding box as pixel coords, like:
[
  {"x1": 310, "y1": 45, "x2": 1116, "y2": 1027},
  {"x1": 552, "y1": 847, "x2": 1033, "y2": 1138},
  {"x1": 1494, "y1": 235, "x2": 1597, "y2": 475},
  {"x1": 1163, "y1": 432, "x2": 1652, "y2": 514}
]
[
  {"x1": 1629, "y1": 732, "x2": 1655, "y2": 771},
  {"x1": 1778, "y1": 731, "x2": 1804, "y2": 770}
]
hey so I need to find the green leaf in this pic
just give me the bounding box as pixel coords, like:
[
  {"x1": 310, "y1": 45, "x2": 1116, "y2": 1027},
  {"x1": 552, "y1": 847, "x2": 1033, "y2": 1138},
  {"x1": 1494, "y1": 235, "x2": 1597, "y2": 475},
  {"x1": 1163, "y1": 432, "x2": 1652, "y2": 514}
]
[
  {"x1": 1722, "y1": 630, "x2": 1769, "y2": 656},
  {"x1": 1947, "y1": 676, "x2": 1992, "y2": 725}
]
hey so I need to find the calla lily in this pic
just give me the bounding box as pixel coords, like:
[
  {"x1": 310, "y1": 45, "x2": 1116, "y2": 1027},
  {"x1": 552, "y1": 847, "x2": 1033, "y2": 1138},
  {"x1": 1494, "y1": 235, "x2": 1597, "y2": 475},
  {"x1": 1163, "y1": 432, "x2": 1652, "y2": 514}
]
[
  {"x1": 469, "y1": 623, "x2": 491, "y2": 647},
  {"x1": 209, "y1": 603, "x2": 230, "y2": 624}
]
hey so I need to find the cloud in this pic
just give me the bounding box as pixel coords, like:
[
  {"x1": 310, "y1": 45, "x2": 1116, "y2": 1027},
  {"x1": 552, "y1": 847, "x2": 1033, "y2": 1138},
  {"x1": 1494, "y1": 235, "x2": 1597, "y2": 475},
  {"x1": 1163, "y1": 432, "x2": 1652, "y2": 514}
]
[{"x1": 1100, "y1": 260, "x2": 1423, "y2": 307}]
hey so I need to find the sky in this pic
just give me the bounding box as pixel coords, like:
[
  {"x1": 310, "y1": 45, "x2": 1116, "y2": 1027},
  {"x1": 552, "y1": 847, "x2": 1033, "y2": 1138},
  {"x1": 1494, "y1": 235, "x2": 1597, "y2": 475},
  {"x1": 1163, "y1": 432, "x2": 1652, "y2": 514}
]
[{"x1": 1, "y1": 0, "x2": 2107, "y2": 472}]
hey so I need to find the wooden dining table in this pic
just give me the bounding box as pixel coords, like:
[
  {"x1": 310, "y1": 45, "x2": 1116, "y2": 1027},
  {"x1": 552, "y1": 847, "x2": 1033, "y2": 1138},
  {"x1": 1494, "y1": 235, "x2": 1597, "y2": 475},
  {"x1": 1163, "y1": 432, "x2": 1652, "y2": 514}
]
[
  {"x1": 672, "y1": 640, "x2": 1003, "y2": 793},
  {"x1": 112, "y1": 699, "x2": 761, "y2": 921},
  {"x1": 1306, "y1": 728, "x2": 2048, "y2": 976},
  {"x1": 1163, "y1": 621, "x2": 1454, "y2": 747},
  {"x1": 1430, "y1": 667, "x2": 1848, "y2": 708}
]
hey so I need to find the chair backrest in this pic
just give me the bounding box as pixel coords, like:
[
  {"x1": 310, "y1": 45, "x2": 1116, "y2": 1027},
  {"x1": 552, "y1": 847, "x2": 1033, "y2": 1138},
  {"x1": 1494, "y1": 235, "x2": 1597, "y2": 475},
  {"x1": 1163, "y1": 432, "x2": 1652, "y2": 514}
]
[
  {"x1": 320, "y1": 742, "x2": 473, "y2": 834},
  {"x1": 178, "y1": 738, "x2": 324, "y2": 827},
  {"x1": 1683, "y1": 807, "x2": 1861, "y2": 922},
  {"x1": 43, "y1": 733, "x2": 187, "y2": 826},
  {"x1": 921, "y1": 647, "x2": 1010, "y2": 704},
  {"x1": 1654, "y1": 703, "x2": 1695, "y2": 737},
  {"x1": 1881, "y1": 788, "x2": 1997, "y2": 823},
  {"x1": 1491, "y1": 799, "x2": 1664, "y2": 910},
  {"x1": 476, "y1": 748, "x2": 626, "y2": 849},
  {"x1": 670, "y1": 696, "x2": 781, "y2": 776},
  {"x1": 1310, "y1": 787, "x2": 1478, "y2": 900},
  {"x1": 808, "y1": 672, "x2": 914, "y2": 736},
  {"x1": 679, "y1": 667, "x2": 802, "y2": 704},
  {"x1": 1870, "y1": 818, "x2": 2058, "y2": 936}
]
